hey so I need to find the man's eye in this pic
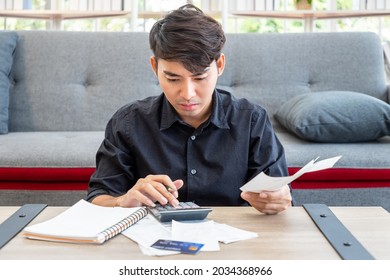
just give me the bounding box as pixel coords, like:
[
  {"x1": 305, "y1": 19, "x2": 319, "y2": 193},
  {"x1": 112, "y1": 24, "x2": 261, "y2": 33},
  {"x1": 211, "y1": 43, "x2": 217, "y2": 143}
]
[
  {"x1": 167, "y1": 78, "x2": 179, "y2": 82},
  {"x1": 195, "y1": 77, "x2": 206, "y2": 81}
]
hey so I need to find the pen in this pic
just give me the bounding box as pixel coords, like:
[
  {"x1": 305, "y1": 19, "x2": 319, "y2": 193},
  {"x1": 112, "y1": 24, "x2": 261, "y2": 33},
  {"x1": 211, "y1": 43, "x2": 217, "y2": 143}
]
[{"x1": 164, "y1": 185, "x2": 173, "y2": 192}]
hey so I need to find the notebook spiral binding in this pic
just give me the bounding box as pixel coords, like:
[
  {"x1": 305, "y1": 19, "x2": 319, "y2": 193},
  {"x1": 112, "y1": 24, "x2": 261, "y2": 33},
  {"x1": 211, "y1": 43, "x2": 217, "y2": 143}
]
[{"x1": 100, "y1": 207, "x2": 148, "y2": 242}]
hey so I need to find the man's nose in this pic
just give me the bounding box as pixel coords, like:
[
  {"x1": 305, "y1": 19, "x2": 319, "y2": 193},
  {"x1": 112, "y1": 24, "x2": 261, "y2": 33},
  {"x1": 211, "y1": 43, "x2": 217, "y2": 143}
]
[{"x1": 180, "y1": 80, "x2": 196, "y2": 100}]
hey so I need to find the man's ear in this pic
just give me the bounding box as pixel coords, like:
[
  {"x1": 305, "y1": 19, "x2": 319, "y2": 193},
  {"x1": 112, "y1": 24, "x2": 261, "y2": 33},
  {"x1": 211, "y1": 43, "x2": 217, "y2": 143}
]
[
  {"x1": 150, "y1": 56, "x2": 158, "y2": 75},
  {"x1": 216, "y1": 53, "x2": 225, "y2": 76}
]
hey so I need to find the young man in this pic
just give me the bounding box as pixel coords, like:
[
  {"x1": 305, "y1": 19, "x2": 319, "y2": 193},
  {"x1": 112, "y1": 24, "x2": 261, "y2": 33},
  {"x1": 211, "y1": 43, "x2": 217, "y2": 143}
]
[{"x1": 87, "y1": 4, "x2": 292, "y2": 215}]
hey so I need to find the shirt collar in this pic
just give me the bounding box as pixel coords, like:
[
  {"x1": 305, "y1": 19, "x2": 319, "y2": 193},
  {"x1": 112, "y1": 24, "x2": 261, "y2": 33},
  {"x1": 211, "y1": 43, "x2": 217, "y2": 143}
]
[
  {"x1": 209, "y1": 89, "x2": 230, "y2": 129},
  {"x1": 160, "y1": 90, "x2": 230, "y2": 130}
]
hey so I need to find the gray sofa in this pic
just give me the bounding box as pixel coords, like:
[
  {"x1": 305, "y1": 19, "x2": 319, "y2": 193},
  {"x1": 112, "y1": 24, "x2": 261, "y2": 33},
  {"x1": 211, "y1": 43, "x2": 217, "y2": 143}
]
[{"x1": 1, "y1": 30, "x2": 389, "y2": 210}]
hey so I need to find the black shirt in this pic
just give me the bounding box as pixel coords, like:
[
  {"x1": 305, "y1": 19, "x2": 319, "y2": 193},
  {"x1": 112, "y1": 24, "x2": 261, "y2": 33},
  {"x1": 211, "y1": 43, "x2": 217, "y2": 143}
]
[{"x1": 87, "y1": 89, "x2": 288, "y2": 206}]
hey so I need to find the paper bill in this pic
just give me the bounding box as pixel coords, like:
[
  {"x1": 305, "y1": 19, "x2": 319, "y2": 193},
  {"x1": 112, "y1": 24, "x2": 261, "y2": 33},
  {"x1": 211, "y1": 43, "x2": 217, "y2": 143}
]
[{"x1": 240, "y1": 155, "x2": 342, "y2": 192}]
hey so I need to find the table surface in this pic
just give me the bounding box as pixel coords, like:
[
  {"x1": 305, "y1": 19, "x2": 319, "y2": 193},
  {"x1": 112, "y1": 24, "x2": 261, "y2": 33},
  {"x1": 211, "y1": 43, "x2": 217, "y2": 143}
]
[{"x1": 0, "y1": 205, "x2": 389, "y2": 260}]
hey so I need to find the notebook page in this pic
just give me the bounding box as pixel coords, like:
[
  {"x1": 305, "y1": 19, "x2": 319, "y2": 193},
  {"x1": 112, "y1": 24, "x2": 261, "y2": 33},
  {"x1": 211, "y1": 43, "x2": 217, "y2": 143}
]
[{"x1": 24, "y1": 199, "x2": 143, "y2": 241}]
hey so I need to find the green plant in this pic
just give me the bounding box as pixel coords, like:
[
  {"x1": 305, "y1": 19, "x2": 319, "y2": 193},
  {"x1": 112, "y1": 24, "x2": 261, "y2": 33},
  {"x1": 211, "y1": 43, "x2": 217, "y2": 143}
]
[{"x1": 295, "y1": 0, "x2": 312, "y2": 4}]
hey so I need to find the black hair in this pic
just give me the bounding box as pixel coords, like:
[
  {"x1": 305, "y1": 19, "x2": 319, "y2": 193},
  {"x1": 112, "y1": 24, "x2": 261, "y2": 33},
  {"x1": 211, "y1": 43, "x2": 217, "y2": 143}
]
[{"x1": 149, "y1": 4, "x2": 226, "y2": 73}]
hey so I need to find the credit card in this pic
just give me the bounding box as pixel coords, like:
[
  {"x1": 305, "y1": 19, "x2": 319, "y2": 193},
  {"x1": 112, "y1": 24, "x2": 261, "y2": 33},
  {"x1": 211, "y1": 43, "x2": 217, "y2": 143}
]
[{"x1": 151, "y1": 239, "x2": 204, "y2": 254}]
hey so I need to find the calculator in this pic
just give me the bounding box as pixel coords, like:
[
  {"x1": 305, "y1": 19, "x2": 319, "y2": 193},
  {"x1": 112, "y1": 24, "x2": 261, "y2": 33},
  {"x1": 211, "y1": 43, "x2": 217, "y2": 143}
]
[{"x1": 148, "y1": 202, "x2": 212, "y2": 223}]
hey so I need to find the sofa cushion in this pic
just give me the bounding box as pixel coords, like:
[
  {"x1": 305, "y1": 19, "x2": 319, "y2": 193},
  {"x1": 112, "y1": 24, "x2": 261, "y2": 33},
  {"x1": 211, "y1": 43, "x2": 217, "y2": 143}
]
[
  {"x1": 275, "y1": 91, "x2": 390, "y2": 142},
  {"x1": 0, "y1": 31, "x2": 18, "y2": 134},
  {"x1": 0, "y1": 131, "x2": 103, "y2": 167}
]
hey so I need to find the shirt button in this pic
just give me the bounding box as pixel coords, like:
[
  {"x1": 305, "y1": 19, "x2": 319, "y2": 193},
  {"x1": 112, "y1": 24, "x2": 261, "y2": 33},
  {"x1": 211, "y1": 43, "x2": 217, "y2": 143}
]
[
  {"x1": 190, "y1": 135, "x2": 196, "y2": 140},
  {"x1": 190, "y1": 169, "x2": 197, "y2": 175}
]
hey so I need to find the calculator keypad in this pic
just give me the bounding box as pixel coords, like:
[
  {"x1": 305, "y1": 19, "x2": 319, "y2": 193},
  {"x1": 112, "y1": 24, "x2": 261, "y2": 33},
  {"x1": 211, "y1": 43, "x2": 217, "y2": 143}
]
[
  {"x1": 148, "y1": 202, "x2": 211, "y2": 222},
  {"x1": 155, "y1": 202, "x2": 200, "y2": 211}
]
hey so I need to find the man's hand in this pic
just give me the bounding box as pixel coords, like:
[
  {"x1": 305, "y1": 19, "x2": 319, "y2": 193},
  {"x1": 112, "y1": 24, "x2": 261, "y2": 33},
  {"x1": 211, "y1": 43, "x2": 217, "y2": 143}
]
[
  {"x1": 240, "y1": 184, "x2": 292, "y2": 215},
  {"x1": 117, "y1": 175, "x2": 184, "y2": 207},
  {"x1": 92, "y1": 175, "x2": 184, "y2": 208}
]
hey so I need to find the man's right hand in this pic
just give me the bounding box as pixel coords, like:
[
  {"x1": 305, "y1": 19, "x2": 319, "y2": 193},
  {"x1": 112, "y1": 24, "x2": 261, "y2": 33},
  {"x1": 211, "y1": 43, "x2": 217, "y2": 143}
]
[{"x1": 92, "y1": 175, "x2": 184, "y2": 208}]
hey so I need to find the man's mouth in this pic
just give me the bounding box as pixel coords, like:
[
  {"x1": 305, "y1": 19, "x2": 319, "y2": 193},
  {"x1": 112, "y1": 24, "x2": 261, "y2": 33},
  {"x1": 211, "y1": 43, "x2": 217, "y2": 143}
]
[{"x1": 179, "y1": 103, "x2": 198, "y2": 111}]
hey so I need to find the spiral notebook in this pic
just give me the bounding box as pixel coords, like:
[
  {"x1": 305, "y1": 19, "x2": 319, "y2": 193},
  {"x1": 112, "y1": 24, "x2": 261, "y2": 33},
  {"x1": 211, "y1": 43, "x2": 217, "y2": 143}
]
[{"x1": 23, "y1": 199, "x2": 147, "y2": 244}]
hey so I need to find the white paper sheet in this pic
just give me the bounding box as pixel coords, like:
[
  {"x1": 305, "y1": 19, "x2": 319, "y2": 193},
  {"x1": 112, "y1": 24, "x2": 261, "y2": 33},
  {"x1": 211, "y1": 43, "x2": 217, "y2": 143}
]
[
  {"x1": 171, "y1": 220, "x2": 220, "y2": 251},
  {"x1": 214, "y1": 223, "x2": 258, "y2": 244},
  {"x1": 122, "y1": 215, "x2": 179, "y2": 256},
  {"x1": 240, "y1": 155, "x2": 342, "y2": 192},
  {"x1": 123, "y1": 214, "x2": 260, "y2": 255}
]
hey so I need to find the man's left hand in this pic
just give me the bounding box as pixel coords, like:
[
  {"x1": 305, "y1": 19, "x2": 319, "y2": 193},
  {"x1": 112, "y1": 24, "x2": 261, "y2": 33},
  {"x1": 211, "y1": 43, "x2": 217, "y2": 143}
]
[{"x1": 241, "y1": 184, "x2": 292, "y2": 215}]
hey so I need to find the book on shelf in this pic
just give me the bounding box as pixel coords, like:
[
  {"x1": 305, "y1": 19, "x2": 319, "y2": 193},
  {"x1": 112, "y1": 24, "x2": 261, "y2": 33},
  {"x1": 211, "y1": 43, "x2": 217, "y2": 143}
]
[{"x1": 23, "y1": 199, "x2": 148, "y2": 244}]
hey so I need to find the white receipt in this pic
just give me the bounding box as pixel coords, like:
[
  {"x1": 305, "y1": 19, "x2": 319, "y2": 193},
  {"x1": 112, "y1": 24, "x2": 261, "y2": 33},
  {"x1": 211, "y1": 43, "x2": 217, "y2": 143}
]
[
  {"x1": 214, "y1": 222, "x2": 258, "y2": 244},
  {"x1": 122, "y1": 215, "x2": 179, "y2": 256},
  {"x1": 123, "y1": 216, "x2": 259, "y2": 255},
  {"x1": 172, "y1": 220, "x2": 220, "y2": 251},
  {"x1": 240, "y1": 155, "x2": 342, "y2": 192}
]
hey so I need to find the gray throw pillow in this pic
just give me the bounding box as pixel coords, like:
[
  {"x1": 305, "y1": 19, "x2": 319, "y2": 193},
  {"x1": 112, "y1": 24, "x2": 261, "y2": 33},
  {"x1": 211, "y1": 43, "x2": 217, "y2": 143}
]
[
  {"x1": 275, "y1": 91, "x2": 390, "y2": 142},
  {"x1": 0, "y1": 31, "x2": 18, "y2": 134}
]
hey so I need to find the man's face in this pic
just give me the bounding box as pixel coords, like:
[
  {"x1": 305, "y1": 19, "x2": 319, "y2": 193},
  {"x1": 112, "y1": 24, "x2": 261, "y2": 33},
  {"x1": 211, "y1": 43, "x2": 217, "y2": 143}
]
[{"x1": 150, "y1": 55, "x2": 225, "y2": 128}]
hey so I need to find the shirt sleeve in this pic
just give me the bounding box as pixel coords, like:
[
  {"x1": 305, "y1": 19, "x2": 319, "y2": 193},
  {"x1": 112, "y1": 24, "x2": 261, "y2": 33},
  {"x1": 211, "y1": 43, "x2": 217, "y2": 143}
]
[
  {"x1": 86, "y1": 115, "x2": 136, "y2": 202},
  {"x1": 247, "y1": 109, "x2": 296, "y2": 205},
  {"x1": 247, "y1": 109, "x2": 289, "y2": 181}
]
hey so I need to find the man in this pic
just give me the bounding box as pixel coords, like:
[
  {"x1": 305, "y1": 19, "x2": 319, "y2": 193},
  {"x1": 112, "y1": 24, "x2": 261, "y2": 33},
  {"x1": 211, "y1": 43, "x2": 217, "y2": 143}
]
[{"x1": 87, "y1": 4, "x2": 292, "y2": 215}]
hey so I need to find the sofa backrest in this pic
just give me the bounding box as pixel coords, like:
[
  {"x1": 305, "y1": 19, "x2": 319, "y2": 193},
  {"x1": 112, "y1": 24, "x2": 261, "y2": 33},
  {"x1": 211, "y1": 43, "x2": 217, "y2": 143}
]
[
  {"x1": 10, "y1": 31, "x2": 159, "y2": 132},
  {"x1": 219, "y1": 32, "x2": 388, "y2": 119},
  {"x1": 9, "y1": 31, "x2": 388, "y2": 132}
]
